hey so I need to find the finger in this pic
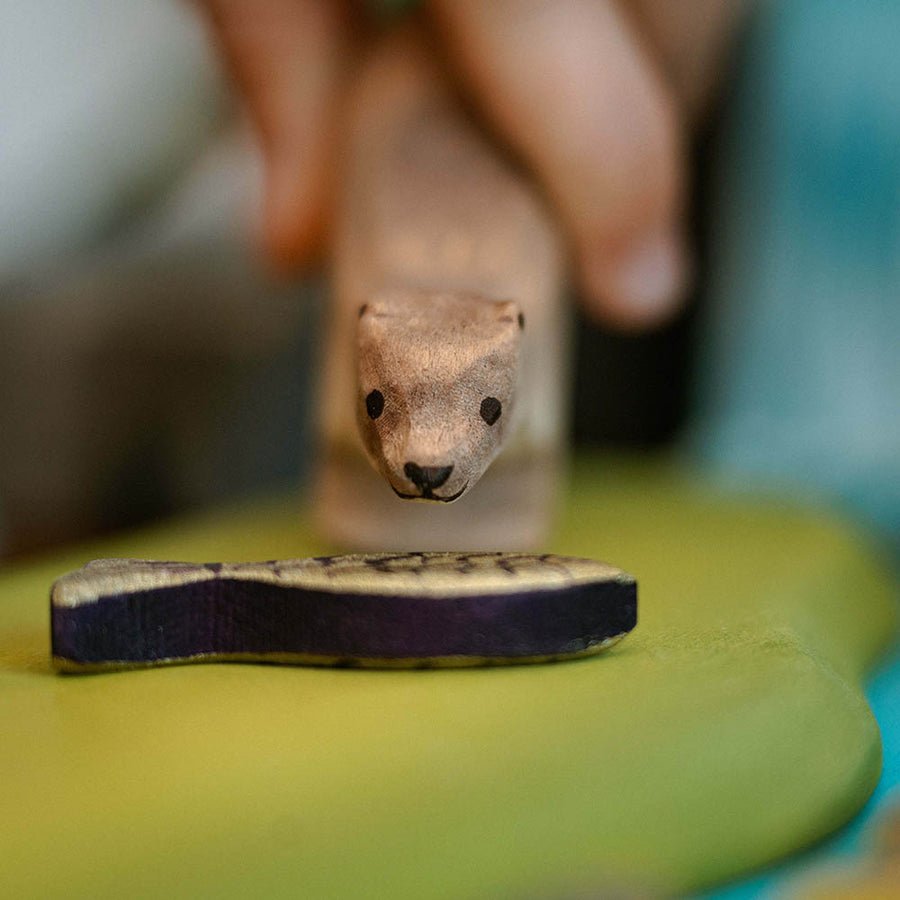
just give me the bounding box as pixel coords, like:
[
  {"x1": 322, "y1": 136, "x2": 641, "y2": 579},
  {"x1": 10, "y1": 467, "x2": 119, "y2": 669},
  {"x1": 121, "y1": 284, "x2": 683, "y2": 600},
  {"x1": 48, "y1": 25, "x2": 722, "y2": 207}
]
[
  {"x1": 195, "y1": 0, "x2": 352, "y2": 269},
  {"x1": 431, "y1": 0, "x2": 689, "y2": 329}
]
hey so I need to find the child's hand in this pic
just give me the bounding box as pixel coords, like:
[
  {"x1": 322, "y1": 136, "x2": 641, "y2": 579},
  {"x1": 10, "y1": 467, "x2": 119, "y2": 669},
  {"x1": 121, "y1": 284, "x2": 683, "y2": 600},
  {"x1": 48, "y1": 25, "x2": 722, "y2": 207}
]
[{"x1": 195, "y1": 0, "x2": 744, "y2": 330}]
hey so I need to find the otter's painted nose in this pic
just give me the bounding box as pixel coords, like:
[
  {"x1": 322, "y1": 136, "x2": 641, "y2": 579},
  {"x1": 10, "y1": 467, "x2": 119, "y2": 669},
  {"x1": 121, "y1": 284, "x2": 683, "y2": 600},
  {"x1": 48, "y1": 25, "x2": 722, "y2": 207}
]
[{"x1": 404, "y1": 463, "x2": 453, "y2": 492}]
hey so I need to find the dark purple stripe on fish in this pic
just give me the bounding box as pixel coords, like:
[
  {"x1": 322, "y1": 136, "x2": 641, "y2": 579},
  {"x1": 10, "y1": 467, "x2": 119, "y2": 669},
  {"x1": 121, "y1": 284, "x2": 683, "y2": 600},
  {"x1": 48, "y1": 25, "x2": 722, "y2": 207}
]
[{"x1": 52, "y1": 578, "x2": 636, "y2": 667}]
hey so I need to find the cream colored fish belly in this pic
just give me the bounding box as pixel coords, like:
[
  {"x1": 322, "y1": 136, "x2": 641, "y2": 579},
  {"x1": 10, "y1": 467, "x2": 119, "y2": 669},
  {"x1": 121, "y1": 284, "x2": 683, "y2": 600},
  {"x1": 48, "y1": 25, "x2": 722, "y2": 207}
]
[{"x1": 316, "y1": 30, "x2": 567, "y2": 551}]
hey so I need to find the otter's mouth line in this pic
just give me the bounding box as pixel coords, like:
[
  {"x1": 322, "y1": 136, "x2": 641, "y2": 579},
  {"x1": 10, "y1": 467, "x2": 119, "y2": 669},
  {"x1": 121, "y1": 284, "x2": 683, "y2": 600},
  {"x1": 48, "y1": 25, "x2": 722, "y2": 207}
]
[{"x1": 391, "y1": 482, "x2": 469, "y2": 503}]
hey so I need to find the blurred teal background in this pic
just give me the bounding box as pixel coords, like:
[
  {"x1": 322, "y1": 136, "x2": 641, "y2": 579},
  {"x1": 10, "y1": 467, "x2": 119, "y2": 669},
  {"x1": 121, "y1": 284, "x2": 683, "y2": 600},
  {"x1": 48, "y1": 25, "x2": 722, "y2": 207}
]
[
  {"x1": 692, "y1": 1, "x2": 900, "y2": 895},
  {"x1": 686, "y1": 0, "x2": 900, "y2": 558}
]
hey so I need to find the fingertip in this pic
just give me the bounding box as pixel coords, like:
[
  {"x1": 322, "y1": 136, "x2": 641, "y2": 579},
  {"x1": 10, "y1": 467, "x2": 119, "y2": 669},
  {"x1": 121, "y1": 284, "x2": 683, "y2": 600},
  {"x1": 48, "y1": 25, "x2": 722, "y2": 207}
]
[
  {"x1": 579, "y1": 228, "x2": 691, "y2": 331},
  {"x1": 261, "y1": 209, "x2": 325, "y2": 275},
  {"x1": 259, "y1": 154, "x2": 330, "y2": 273}
]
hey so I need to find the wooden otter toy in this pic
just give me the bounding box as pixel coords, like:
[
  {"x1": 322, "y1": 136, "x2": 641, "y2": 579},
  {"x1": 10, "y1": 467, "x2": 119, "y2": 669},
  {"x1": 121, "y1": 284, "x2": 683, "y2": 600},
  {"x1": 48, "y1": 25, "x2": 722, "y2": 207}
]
[
  {"x1": 316, "y1": 29, "x2": 567, "y2": 550},
  {"x1": 356, "y1": 290, "x2": 523, "y2": 504}
]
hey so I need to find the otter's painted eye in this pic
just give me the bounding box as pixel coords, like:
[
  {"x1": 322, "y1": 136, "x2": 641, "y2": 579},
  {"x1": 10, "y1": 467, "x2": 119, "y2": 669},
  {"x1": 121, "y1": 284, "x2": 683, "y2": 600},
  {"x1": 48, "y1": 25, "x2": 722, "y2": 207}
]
[
  {"x1": 366, "y1": 390, "x2": 384, "y2": 419},
  {"x1": 480, "y1": 396, "x2": 501, "y2": 426}
]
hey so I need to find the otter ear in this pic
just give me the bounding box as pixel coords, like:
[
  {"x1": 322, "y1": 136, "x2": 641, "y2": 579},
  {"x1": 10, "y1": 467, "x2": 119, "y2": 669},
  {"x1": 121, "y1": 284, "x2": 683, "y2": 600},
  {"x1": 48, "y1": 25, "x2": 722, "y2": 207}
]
[
  {"x1": 494, "y1": 300, "x2": 524, "y2": 330},
  {"x1": 358, "y1": 300, "x2": 389, "y2": 321},
  {"x1": 358, "y1": 298, "x2": 387, "y2": 340}
]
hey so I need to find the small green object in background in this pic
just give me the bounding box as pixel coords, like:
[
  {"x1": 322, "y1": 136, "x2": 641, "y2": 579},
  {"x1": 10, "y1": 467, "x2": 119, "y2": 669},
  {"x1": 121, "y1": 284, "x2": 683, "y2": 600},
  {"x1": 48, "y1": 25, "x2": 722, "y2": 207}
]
[
  {"x1": 0, "y1": 454, "x2": 896, "y2": 899},
  {"x1": 366, "y1": 0, "x2": 421, "y2": 18}
]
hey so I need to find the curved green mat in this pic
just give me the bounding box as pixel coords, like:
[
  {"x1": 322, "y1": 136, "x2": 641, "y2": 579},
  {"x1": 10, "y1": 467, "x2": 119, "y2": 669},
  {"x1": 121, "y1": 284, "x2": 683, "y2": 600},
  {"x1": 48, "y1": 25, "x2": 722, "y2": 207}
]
[{"x1": 0, "y1": 455, "x2": 897, "y2": 898}]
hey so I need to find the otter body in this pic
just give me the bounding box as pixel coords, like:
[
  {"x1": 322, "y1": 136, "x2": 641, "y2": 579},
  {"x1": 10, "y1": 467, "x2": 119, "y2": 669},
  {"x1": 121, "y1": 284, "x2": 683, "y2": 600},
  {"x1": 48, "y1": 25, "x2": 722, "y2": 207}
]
[{"x1": 316, "y1": 33, "x2": 567, "y2": 550}]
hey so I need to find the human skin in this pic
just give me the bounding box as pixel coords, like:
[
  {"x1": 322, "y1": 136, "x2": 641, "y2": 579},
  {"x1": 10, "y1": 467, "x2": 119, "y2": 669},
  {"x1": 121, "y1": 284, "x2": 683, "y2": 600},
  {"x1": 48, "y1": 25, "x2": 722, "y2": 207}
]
[{"x1": 193, "y1": 0, "x2": 747, "y2": 331}]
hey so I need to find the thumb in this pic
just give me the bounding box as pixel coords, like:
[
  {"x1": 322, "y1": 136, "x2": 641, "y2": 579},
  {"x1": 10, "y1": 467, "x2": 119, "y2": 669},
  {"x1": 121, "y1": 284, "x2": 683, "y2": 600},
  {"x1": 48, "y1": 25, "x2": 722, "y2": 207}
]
[{"x1": 195, "y1": 0, "x2": 352, "y2": 270}]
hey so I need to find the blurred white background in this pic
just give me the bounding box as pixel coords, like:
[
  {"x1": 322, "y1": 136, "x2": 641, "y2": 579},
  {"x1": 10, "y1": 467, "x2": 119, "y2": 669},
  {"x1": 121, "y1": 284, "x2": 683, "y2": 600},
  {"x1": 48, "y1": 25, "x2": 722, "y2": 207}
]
[{"x1": 0, "y1": 0, "x2": 319, "y2": 557}]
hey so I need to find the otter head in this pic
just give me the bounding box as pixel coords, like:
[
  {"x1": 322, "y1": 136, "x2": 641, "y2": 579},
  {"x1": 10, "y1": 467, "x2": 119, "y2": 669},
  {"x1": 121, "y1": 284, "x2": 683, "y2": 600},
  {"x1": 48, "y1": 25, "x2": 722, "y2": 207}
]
[{"x1": 357, "y1": 290, "x2": 523, "y2": 502}]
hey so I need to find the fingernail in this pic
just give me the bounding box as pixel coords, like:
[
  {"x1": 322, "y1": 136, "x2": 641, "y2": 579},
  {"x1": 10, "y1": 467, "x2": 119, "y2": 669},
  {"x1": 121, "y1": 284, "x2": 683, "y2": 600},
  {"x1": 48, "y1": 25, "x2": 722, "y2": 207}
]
[
  {"x1": 586, "y1": 229, "x2": 688, "y2": 327},
  {"x1": 612, "y1": 229, "x2": 686, "y2": 310}
]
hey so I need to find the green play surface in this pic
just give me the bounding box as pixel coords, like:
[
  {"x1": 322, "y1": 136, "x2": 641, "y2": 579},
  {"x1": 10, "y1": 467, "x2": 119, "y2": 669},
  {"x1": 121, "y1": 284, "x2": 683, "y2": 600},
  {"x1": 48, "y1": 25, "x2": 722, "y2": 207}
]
[{"x1": 0, "y1": 454, "x2": 896, "y2": 898}]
